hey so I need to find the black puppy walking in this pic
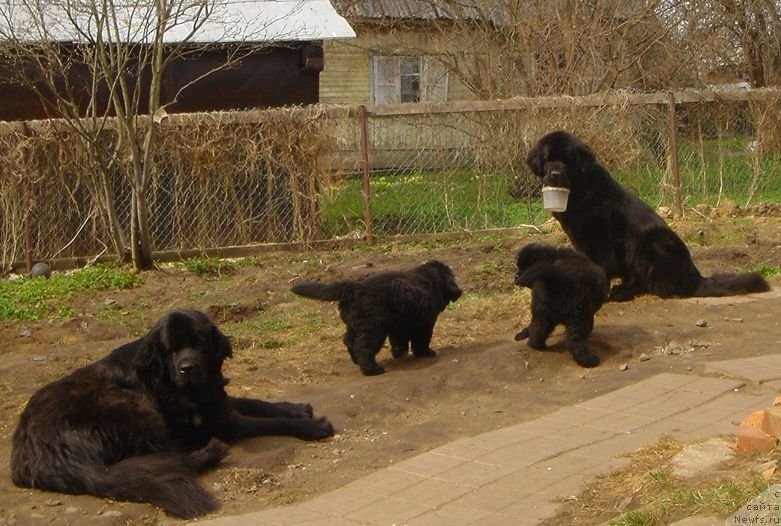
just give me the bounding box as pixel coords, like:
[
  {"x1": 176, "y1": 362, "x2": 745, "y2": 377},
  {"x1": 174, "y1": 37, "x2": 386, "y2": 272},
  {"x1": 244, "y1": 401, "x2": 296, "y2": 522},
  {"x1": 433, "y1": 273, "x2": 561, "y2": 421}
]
[
  {"x1": 514, "y1": 243, "x2": 608, "y2": 367},
  {"x1": 292, "y1": 260, "x2": 462, "y2": 375},
  {"x1": 526, "y1": 130, "x2": 770, "y2": 301}
]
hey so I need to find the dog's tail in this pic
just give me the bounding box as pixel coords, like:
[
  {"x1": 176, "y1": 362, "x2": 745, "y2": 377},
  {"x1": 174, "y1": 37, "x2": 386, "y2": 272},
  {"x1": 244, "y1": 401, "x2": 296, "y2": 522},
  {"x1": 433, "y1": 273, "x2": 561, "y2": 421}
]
[
  {"x1": 694, "y1": 271, "x2": 770, "y2": 297},
  {"x1": 515, "y1": 263, "x2": 559, "y2": 288},
  {"x1": 40, "y1": 439, "x2": 228, "y2": 518},
  {"x1": 291, "y1": 280, "x2": 353, "y2": 302}
]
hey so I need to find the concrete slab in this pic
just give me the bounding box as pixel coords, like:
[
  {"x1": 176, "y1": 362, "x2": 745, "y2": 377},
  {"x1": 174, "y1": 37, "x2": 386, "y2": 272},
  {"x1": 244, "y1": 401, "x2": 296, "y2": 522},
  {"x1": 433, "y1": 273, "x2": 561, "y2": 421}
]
[
  {"x1": 671, "y1": 438, "x2": 735, "y2": 479},
  {"x1": 705, "y1": 353, "x2": 781, "y2": 384},
  {"x1": 195, "y1": 371, "x2": 777, "y2": 526}
]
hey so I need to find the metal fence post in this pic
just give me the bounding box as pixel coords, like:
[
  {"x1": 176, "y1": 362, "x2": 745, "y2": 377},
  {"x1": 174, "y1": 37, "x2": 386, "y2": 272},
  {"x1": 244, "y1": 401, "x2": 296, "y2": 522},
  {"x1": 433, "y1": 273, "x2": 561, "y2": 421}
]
[
  {"x1": 358, "y1": 104, "x2": 374, "y2": 244},
  {"x1": 666, "y1": 91, "x2": 683, "y2": 216}
]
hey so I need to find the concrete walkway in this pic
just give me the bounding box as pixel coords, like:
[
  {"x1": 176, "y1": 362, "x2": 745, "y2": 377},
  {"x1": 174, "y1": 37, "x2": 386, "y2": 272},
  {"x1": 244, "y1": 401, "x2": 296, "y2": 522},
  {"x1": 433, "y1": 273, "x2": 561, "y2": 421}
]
[{"x1": 197, "y1": 368, "x2": 780, "y2": 526}]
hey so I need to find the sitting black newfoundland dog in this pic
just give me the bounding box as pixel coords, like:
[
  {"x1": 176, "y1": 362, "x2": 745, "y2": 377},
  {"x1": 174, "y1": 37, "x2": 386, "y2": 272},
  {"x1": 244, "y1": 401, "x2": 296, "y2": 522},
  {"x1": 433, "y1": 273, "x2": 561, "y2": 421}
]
[
  {"x1": 11, "y1": 309, "x2": 334, "y2": 518},
  {"x1": 526, "y1": 130, "x2": 770, "y2": 301},
  {"x1": 292, "y1": 260, "x2": 462, "y2": 375},
  {"x1": 514, "y1": 243, "x2": 608, "y2": 367}
]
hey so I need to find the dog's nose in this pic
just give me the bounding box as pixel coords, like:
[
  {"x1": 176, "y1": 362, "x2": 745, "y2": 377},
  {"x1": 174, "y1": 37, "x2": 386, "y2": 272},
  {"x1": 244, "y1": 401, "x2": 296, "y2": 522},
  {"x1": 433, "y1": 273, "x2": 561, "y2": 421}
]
[{"x1": 549, "y1": 170, "x2": 562, "y2": 176}]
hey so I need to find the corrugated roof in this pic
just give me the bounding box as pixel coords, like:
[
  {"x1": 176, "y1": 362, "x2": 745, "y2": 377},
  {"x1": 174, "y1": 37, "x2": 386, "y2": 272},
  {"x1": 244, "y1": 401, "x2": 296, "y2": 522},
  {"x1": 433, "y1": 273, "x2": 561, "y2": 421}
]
[
  {"x1": 329, "y1": 0, "x2": 505, "y2": 24},
  {"x1": 3, "y1": 0, "x2": 356, "y2": 43}
]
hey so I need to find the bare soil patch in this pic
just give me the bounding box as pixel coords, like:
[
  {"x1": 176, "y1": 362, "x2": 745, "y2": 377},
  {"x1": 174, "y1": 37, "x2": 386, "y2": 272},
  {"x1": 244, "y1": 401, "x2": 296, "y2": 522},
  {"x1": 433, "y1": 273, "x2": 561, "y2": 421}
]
[{"x1": 1, "y1": 216, "x2": 780, "y2": 526}]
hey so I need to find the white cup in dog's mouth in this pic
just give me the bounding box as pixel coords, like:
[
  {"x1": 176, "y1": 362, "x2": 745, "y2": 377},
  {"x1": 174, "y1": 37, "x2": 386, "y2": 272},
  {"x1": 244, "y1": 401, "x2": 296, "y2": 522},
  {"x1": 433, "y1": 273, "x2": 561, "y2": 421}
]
[{"x1": 542, "y1": 186, "x2": 570, "y2": 212}]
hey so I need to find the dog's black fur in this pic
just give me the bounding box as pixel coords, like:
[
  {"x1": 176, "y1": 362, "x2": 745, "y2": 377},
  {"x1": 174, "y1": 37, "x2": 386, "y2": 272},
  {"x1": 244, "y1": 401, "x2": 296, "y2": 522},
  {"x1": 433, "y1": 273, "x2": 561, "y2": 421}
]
[
  {"x1": 526, "y1": 130, "x2": 771, "y2": 301},
  {"x1": 514, "y1": 243, "x2": 608, "y2": 367},
  {"x1": 11, "y1": 309, "x2": 334, "y2": 518},
  {"x1": 291, "y1": 260, "x2": 462, "y2": 375}
]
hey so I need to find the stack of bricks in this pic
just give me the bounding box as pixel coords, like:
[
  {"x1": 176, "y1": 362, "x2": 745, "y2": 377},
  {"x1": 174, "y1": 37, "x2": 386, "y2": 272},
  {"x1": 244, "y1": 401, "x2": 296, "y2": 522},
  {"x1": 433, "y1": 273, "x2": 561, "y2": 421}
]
[{"x1": 736, "y1": 396, "x2": 781, "y2": 454}]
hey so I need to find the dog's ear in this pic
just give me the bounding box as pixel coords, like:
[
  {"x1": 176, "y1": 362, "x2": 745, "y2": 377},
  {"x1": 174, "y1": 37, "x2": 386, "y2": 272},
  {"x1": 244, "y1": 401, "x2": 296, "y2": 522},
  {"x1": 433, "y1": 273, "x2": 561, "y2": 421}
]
[
  {"x1": 133, "y1": 325, "x2": 165, "y2": 379},
  {"x1": 526, "y1": 141, "x2": 543, "y2": 177},
  {"x1": 211, "y1": 323, "x2": 233, "y2": 361},
  {"x1": 572, "y1": 138, "x2": 596, "y2": 174},
  {"x1": 159, "y1": 310, "x2": 193, "y2": 350},
  {"x1": 444, "y1": 271, "x2": 463, "y2": 302}
]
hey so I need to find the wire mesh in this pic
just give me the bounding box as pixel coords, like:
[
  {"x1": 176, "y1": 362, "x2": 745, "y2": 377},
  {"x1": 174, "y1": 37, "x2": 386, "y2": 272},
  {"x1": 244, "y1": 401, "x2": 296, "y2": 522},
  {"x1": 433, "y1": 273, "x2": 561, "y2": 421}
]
[{"x1": 1, "y1": 90, "x2": 780, "y2": 272}]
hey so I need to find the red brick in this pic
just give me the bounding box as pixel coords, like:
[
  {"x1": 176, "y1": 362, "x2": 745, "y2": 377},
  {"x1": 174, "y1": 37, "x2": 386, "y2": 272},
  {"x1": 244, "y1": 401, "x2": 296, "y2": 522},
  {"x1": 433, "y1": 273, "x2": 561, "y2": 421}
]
[
  {"x1": 736, "y1": 425, "x2": 777, "y2": 455},
  {"x1": 763, "y1": 406, "x2": 781, "y2": 439},
  {"x1": 741, "y1": 409, "x2": 767, "y2": 429}
]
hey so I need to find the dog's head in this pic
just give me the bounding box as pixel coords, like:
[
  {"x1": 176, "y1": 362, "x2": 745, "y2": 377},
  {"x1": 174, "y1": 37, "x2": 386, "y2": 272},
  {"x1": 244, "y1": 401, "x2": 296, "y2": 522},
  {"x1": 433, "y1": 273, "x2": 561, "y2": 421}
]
[
  {"x1": 134, "y1": 309, "x2": 233, "y2": 391},
  {"x1": 515, "y1": 243, "x2": 557, "y2": 271},
  {"x1": 525, "y1": 130, "x2": 596, "y2": 190},
  {"x1": 422, "y1": 260, "x2": 463, "y2": 303}
]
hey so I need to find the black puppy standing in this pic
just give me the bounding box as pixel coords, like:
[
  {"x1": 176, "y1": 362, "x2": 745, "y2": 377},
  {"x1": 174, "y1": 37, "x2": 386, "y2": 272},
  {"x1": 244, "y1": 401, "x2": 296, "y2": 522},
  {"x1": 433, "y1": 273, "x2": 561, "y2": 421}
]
[
  {"x1": 292, "y1": 260, "x2": 462, "y2": 375},
  {"x1": 526, "y1": 130, "x2": 770, "y2": 301},
  {"x1": 514, "y1": 243, "x2": 608, "y2": 367},
  {"x1": 11, "y1": 309, "x2": 334, "y2": 518}
]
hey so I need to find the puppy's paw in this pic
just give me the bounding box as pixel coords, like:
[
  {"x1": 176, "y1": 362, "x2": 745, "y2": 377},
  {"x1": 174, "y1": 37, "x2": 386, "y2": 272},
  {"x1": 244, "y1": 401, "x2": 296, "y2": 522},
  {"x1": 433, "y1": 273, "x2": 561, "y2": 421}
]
[
  {"x1": 360, "y1": 364, "x2": 385, "y2": 376},
  {"x1": 514, "y1": 328, "x2": 530, "y2": 341},
  {"x1": 573, "y1": 352, "x2": 600, "y2": 368},
  {"x1": 414, "y1": 348, "x2": 437, "y2": 358}
]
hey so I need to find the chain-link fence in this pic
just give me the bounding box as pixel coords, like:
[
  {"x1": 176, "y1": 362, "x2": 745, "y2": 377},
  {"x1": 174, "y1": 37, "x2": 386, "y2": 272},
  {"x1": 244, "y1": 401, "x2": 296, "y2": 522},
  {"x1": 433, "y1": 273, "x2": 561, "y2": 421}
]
[{"x1": 2, "y1": 89, "x2": 781, "y2": 272}]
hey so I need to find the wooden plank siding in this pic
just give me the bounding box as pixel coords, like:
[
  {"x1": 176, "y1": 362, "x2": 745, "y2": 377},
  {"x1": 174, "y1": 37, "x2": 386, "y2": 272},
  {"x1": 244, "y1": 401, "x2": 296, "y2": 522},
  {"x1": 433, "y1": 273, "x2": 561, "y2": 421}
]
[{"x1": 320, "y1": 28, "x2": 477, "y2": 105}]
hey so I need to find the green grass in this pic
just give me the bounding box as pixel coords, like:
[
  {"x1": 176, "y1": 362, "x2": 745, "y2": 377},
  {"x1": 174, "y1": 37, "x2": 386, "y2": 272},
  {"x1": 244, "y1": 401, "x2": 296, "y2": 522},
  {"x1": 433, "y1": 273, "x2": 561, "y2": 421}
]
[
  {"x1": 183, "y1": 257, "x2": 237, "y2": 278},
  {"x1": 749, "y1": 263, "x2": 781, "y2": 278},
  {"x1": 664, "y1": 479, "x2": 765, "y2": 513},
  {"x1": 607, "y1": 511, "x2": 656, "y2": 526},
  {"x1": 613, "y1": 136, "x2": 781, "y2": 206},
  {"x1": 321, "y1": 169, "x2": 547, "y2": 238},
  {"x1": 0, "y1": 264, "x2": 141, "y2": 321},
  {"x1": 319, "y1": 138, "x2": 781, "y2": 239}
]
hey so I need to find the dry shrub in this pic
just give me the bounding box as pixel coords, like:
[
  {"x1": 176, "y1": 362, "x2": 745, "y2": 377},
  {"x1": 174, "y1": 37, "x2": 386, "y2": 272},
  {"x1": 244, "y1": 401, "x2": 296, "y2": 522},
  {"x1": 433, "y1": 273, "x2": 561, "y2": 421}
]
[{"x1": 154, "y1": 107, "x2": 337, "y2": 247}]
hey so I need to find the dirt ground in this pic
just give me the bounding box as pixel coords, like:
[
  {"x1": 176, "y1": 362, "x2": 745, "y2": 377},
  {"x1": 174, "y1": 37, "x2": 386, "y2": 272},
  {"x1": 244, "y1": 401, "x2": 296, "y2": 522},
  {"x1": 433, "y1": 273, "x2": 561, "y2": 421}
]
[{"x1": 0, "y1": 213, "x2": 780, "y2": 526}]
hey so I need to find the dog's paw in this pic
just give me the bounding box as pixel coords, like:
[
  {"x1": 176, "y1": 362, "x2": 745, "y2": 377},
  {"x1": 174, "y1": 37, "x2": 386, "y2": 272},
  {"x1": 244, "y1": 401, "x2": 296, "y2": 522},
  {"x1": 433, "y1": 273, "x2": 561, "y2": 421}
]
[
  {"x1": 279, "y1": 401, "x2": 314, "y2": 419},
  {"x1": 573, "y1": 352, "x2": 600, "y2": 368},
  {"x1": 391, "y1": 347, "x2": 409, "y2": 359},
  {"x1": 608, "y1": 285, "x2": 637, "y2": 302},
  {"x1": 514, "y1": 328, "x2": 530, "y2": 341},
  {"x1": 190, "y1": 438, "x2": 230, "y2": 469},
  {"x1": 414, "y1": 348, "x2": 437, "y2": 358},
  {"x1": 299, "y1": 416, "x2": 336, "y2": 440},
  {"x1": 360, "y1": 364, "x2": 385, "y2": 376}
]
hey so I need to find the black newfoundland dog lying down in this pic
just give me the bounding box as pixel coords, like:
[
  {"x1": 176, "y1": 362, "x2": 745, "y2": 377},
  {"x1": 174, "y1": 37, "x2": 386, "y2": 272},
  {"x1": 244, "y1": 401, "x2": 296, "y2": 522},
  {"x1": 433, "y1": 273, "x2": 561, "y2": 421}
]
[
  {"x1": 292, "y1": 260, "x2": 462, "y2": 376},
  {"x1": 11, "y1": 309, "x2": 334, "y2": 518},
  {"x1": 526, "y1": 130, "x2": 770, "y2": 301},
  {"x1": 514, "y1": 243, "x2": 609, "y2": 367}
]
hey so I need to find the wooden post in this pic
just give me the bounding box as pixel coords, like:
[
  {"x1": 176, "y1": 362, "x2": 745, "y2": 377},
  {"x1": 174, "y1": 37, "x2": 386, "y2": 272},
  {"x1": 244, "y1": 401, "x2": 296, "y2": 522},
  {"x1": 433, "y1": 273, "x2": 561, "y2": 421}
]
[
  {"x1": 358, "y1": 105, "x2": 374, "y2": 244},
  {"x1": 666, "y1": 91, "x2": 683, "y2": 216},
  {"x1": 21, "y1": 122, "x2": 33, "y2": 274}
]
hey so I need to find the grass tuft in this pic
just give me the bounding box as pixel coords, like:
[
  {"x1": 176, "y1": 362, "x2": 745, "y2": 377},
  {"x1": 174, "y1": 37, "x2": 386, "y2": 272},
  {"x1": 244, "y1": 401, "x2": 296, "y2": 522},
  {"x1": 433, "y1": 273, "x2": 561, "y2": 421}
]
[{"x1": 0, "y1": 264, "x2": 141, "y2": 321}]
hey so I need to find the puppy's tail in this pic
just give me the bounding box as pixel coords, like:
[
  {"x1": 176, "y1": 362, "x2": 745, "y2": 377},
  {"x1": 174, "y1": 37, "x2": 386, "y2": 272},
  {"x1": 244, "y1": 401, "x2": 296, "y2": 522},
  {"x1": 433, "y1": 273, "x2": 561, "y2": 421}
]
[
  {"x1": 68, "y1": 439, "x2": 228, "y2": 518},
  {"x1": 694, "y1": 271, "x2": 770, "y2": 297},
  {"x1": 291, "y1": 280, "x2": 353, "y2": 302},
  {"x1": 515, "y1": 263, "x2": 559, "y2": 288}
]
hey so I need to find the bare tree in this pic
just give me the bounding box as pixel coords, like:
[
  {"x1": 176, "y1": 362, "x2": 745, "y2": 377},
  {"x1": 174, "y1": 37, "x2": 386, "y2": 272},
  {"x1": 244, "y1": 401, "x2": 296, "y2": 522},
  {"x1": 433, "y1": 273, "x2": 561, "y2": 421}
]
[
  {"x1": 336, "y1": 0, "x2": 700, "y2": 99},
  {"x1": 688, "y1": 0, "x2": 781, "y2": 87},
  {"x1": 0, "y1": 0, "x2": 303, "y2": 270}
]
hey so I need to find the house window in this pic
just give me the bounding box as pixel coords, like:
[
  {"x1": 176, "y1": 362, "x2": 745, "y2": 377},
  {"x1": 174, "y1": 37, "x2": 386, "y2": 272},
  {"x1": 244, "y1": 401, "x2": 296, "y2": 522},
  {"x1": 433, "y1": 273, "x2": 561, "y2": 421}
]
[
  {"x1": 399, "y1": 57, "x2": 421, "y2": 103},
  {"x1": 371, "y1": 55, "x2": 447, "y2": 104}
]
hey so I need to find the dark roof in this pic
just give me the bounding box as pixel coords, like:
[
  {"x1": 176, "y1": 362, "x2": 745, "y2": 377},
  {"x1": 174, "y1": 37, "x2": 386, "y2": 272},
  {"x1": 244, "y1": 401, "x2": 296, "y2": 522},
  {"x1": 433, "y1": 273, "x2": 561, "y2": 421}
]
[{"x1": 329, "y1": 0, "x2": 506, "y2": 24}]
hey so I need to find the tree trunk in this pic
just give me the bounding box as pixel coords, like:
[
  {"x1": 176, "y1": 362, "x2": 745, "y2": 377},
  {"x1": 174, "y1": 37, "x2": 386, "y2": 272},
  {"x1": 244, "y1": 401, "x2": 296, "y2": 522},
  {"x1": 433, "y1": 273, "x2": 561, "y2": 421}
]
[{"x1": 130, "y1": 189, "x2": 154, "y2": 270}]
